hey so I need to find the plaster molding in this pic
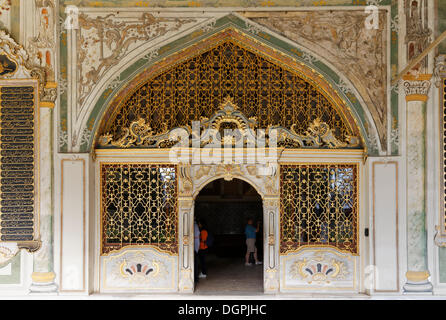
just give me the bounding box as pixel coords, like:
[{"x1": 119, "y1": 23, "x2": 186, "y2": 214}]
[
  {"x1": 66, "y1": 10, "x2": 221, "y2": 152},
  {"x1": 249, "y1": 9, "x2": 389, "y2": 149},
  {"x1": 73, "y1": 11, "x2": 208, "y2": 119}
]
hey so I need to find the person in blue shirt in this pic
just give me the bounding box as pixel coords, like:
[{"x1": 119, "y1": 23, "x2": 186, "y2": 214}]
[{"x1": 245, "y1": 218, "x2": 262, "y2": 266}]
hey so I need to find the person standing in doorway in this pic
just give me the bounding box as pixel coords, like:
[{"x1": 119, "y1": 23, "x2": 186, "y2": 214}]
[
  {"x1": 194, "y1": 219, "x2": 200, "y2": 284},
  {"x1": 198, "y1": 219, "x2": 208, "y2": 278},
  {"x1": 245, "y1": 218, "x2": 262, "y2": 266}
]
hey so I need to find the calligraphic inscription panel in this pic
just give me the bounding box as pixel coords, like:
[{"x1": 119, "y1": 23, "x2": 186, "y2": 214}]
[
  {"x1": 280, "y1": 164, "x2": 359, "y2": 255},
  {"x1": 0, "y1": 86, "x2": 36, "y2": 242},
  {"x1": 101, "y1": 163, "x2": 178, "y2": 255}
]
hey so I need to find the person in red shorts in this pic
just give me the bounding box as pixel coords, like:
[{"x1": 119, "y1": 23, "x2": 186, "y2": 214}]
[{"x1": 198, "y1": 219, "x2": 208, "y2": 278}]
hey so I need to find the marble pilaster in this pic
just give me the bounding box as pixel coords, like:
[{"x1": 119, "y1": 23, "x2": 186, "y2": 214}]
[
  {"x1": 403, "y1": 74, "x2": 433, "y2": 293},
  {"x1": 29, "y1": 107, "x2": 57, "y2": 294}
]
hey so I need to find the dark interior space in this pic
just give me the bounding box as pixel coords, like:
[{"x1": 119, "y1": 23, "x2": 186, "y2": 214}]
[{"x1": 194, "y1": 178, "x2": 264, "y2": 294}]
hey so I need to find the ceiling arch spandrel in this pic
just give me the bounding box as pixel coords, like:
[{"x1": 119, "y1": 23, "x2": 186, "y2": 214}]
[
  {"x1": 74, "y1": 11, "x2": 210, "y2": 118},
  {"x1": 99, "y1": 37, "x2": 360, "y2": 147},
  {"x1": 249, "y1": 10, "x2": 388, "y2": 147}
]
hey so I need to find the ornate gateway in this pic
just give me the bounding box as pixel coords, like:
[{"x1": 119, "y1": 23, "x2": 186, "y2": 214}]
[{"x1": 95, "y1": 32, "x2": 364, "y2": 294}]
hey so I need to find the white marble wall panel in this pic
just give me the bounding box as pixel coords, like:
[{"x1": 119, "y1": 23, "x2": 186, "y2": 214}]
[
  {"x1": 100, "y1": 247, "x2": 178, "y2": 292},
  {"x1": 59, "y1": 158, "x2": 86, "y2": 292},
  {"x1": 372, "y1": 161, "x2": 399, "y2": 292},
  {"x1": 280, "y1": 248, "x2": 357, "y2": 292}
]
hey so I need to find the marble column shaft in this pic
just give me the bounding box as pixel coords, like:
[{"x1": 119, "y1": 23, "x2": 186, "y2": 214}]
[
  {"x1": 403, "y1": 74, "x2": 433, "y2": 293},
  {"x1": 29, "y1": 108, "x2": 57, "y2": 294}
]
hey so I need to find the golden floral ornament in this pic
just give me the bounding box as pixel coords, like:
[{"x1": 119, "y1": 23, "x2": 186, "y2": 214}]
[
  {"x1": 289, "y1": 252, "x2": 349, "y2": 284},
  {"x1": 194, "y1": 165, "x2": 212, "y2": 180},
  {"x1": 270, "y1": 118, "x2": 360, "y2": 149},
  {"x1": 118, "y1": 252, "x2": 167, "y2": 282},
  {"x1": 199, "y1": 97, "x2": 258, "y2": 147},
  {"x1": 215, "y1": 164, "x2": 243, "y2": 181},
  {"x1": 99, "y1": 118, "x2": 182, "y2": 148},
  {"x1": 0, "y1": 0, "x2": 11, "y2": 14},
  {"x1": 268, "y1": 235, "x2": 275, "y2": 246}
]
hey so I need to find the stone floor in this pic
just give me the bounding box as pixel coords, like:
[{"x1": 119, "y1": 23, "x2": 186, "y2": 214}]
[{"x1": 194, "y1": 254, "x2": 264, "y2": 295}]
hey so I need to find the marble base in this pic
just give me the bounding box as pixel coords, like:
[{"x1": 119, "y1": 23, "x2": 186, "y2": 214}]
[
  {"x1": 29, "y1": 282, "x2": 59, "y2": 295},
  {"x1": 403, "y1": 280, "x2": 433, "y2": 294},
  {"x1": 29, "y1": 272, "x2": 58, "y2": 294}
]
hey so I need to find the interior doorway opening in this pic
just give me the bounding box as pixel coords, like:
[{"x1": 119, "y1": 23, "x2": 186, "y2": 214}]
[{"x1": 194, "y1": 178, "x2": 264, "y2": 295}]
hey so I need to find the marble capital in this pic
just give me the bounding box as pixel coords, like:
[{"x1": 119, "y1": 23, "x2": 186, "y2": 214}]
[{"x1": 402, "y1": 74, "x2": 432, "y2": 102}]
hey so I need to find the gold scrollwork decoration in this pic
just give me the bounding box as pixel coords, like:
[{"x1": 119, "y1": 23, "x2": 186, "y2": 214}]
[
  {"x1": 98, "y1": 118, "x2": 184, "y2": 148},
  {"x1": 269, "y1": 118, "x2": 360, "y2": 149},
  {"x1": 98, "y1": 100, "x2": 360, "y2": 150}
]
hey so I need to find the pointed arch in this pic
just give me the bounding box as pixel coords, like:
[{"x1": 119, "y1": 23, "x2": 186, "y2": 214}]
[
  {"x1": 75, "y1": 14, "x2": 382, "y2": 155},
  {"x1": 94, "y1": 28, "x2": 363, "y2": 150}
]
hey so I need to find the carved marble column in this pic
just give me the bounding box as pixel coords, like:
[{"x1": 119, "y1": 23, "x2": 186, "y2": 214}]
[
  {"x1": 402, "y1": 74, "x2": 433, "y2": 293},
  {"x1": 29, "y1": 107, "x2": 57, "y2": 294},
  {"x1": 178, "y1": 198, "x2": 194, "y2": 293},
  {"x1": 178, "y1": 165, "x2": 194, "y2": 293},
  {"x1": 263, "y1": 198, "x2": 280, "y2": 293}
]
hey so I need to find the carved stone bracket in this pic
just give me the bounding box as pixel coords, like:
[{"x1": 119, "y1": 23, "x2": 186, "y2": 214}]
[
  {"x1": 264, "y1": 268, "x2": 279, "y2": 292},
  {"x1": 434, "y1": 226, "x2": 446, "y2": 247}
]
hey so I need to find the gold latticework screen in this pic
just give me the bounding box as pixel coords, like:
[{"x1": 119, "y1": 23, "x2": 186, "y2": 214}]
[
  {"x1": 280, "y1": 164, "x2": 359, "y2": 255},
  {"x1": 100, "y1": 163, "x2": 178, "y2": 255},
  {"x1": 101, "y1": 40, "x2": 354, "y2": 144}
]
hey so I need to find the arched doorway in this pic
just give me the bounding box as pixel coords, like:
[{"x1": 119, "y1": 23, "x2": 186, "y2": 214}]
[
  {"x1": 194, "y1": 178, "x2": 264, "y2": 295},
  {"x1": 92, "y1": 27, "x2": 367, "y2": 294}
]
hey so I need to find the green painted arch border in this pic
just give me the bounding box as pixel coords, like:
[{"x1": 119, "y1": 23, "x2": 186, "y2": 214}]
[{"x1": 82, "y1": 14, "x2": 380, "y2": 155}]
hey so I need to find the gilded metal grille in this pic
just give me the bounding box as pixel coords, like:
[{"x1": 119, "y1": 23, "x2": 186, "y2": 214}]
[
  {"x1": 100, "y1": 163, "x2": 178, "y2": 255},
  {"x1": 280, "y1": 164, "x2": 358, "y2": 255},
  {"x1": 102, "y1": 40, "x2": 353, "y2": 143}
]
